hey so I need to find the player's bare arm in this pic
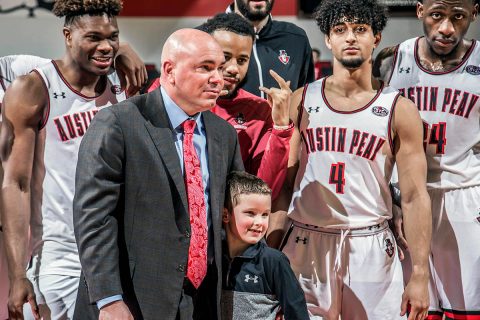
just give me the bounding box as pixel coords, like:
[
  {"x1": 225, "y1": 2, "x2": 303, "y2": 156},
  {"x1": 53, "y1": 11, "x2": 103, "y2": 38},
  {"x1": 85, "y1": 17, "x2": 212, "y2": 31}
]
[
  {"x1": 267, "y1": 86, "x2": 303, "y2": 248},
  {"x1": 372, "y1": 45, "x2": 398, "y2": 82},
  {"x1": 393, "y1": 96, "x2": 432, "y2": 320},
  {"x1": 0, "y1": 73, "x2": 46, "y2": 320},
  {"x1": 115, "y1": 42, "x2": 148, "y2": 96}
]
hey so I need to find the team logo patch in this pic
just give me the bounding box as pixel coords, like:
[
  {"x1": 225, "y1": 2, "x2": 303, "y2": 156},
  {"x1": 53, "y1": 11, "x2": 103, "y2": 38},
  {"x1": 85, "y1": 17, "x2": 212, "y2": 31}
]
[
  {"x1": 278, "y1": 50, "x2": 290, "y2": 65},
  {"x1": 371, "y1": 106, "x2": 389, "y2": 117},
  {"x1": 111, "y1": 85, "x2": 122, "y2": 95},
  {"x1": 466, "y1": 65, "x2": 480, "y2": 75},
  {"x1": 233, "y1": 112, "x2": 247, "y2": 130},
  {"x1": 385, "y1": 239, "x2": 394, "y2": 258}
]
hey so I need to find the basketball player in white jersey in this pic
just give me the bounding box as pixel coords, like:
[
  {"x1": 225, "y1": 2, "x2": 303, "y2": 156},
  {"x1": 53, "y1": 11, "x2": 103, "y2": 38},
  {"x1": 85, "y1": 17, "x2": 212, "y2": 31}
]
[
  {"x1": 374, "y1": 0, "x2": 479, "y2": 318},
  {"x1": 271, "y1": 0, "x2": 432, "y2": 318},
  {"x1": 0, "y1": 1, "x2": 129, "y2": 319},
  {"x1": 0, "y1": 50, "x2": 146, "y2": 320}
]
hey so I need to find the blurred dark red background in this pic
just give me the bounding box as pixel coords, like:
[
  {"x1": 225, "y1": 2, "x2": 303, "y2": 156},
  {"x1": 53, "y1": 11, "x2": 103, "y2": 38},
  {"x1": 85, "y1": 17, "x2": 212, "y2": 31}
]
[{"x1": 121, "y1": 0, "x2": 296, "y2": 17}]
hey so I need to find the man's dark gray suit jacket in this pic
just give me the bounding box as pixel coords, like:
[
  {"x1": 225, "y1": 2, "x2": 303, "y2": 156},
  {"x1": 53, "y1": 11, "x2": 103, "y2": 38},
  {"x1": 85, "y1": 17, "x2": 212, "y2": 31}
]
[{"x1": 72, "y1": 89, "x2": 244, "y2": 319}]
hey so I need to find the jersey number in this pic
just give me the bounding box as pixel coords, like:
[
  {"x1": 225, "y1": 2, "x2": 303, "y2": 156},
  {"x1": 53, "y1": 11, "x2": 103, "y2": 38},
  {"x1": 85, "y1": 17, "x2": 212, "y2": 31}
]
[
  {"x1": 423, "y1": 121, "x2": 447, "y2": 154},
  {"x1": 329, "y1": 162, "x2": 346, "y2": 194}
]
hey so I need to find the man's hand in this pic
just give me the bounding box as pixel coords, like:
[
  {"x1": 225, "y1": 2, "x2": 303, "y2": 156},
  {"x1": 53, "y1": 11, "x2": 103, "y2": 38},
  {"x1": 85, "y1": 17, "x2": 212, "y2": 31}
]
[
  {"x1": 99, "y1": 300, "x2": 134, "y2": 320},
  {"x1": 401, "y1": 274, "x2": 429, "y2": 320},
  {"x1": 391, "y1": 204, "x2": 408, "y2": 260},
  {"x1": 115, "y1": 43, "x2": 148, "y2": 97},
  {"x1": 259, "y1": 70, "x2": 292, "y2": 127},
  {"x1": 8, "y1": 277, "x2": 39, "y2": 320}
]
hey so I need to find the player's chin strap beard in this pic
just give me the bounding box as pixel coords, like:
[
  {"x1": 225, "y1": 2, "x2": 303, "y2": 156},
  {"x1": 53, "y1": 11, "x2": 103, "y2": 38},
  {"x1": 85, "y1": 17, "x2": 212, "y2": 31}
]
[{"x1": 334, "y1": 229, "x2": 350, "y2": 272}]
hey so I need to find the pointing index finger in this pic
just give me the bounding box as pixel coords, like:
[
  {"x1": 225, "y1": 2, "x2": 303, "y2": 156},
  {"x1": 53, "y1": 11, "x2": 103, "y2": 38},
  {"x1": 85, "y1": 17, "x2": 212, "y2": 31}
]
[{"x1": 269, "y1": 69, "x2": 290, "y2": 90}]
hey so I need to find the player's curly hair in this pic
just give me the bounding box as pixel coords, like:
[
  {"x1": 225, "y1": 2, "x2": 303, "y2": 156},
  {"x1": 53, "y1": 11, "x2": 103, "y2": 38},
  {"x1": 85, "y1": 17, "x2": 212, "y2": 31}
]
[
  {"x1": 197, "y1": 13, "x2": 255, "y2": 41},
  {"x1": 53, "y1": 0, "x2": 123, "y2": 25},
  {"x1": 314, "y1": 0, "x2": 388, "y2": 36}
]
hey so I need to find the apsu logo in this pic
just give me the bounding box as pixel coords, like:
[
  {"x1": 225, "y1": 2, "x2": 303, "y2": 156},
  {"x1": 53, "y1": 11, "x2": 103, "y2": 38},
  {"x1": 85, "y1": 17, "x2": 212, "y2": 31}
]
[
  {"x1": 466, "y1": 65, "x2": 480, "y2": 75},
  {"x1": 385, "y1": 239, "x2": 394, "y2": 258},
  {"x1": 371, "y1": 106, "x2": 389, "y2": 117},
  {"x1": 233, "y1": 112, "x2": 247, "y2": 130},
  {"x1": 111, "y1": 85, "x2": 122, "y2": 95},
  {"x1": 278, "y1": 50, "x2": 290, "y2": 65}
]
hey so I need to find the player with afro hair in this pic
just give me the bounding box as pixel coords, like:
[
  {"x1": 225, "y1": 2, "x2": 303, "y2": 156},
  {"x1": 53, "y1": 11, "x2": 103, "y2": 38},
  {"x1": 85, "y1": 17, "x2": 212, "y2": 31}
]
[
  {"x1": 314, "y1": 0, "x2": 388, "y2": 36},
  {"x1": 53, "y1": 0, "x2": 123, "y2": 25}
]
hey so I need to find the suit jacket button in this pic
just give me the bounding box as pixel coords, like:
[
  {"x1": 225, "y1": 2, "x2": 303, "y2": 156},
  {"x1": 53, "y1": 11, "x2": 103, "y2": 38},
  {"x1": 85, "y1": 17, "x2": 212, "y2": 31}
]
[
  {"x1": 185, "y1": 231, "x2": 190, "y2": 238},
  {"x1": 177, "y1": 264, "x2": 185, "y2": 272}
]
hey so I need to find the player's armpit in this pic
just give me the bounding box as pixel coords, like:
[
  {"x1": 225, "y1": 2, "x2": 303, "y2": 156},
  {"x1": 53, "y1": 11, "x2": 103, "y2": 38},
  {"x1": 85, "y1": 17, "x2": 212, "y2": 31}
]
[{"x1": 373, "y1": 45, "x2": 398, "y2": 82}]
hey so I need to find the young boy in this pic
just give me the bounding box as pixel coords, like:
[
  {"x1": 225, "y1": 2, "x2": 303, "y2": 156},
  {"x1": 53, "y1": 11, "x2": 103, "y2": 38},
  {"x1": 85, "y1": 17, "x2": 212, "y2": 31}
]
[{"x1": 221, "y1": 171, "x2": 309, "y2": 320}]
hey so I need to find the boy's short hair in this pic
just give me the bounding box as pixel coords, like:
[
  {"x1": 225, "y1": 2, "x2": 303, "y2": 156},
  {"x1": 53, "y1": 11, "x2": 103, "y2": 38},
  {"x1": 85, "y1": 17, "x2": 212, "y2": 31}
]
[
  {"x1": 197, "y1": 13, "x2": 256, "y2": 41},
  {"x1": 225, "y1": 171, "x2": 271, "y2": 212},
  {"x1": 53, "y1": 0, "x2": 123, "y2": 26},
  {"x1": 314, "y1": 0, "x2": 388, "y2": 36}
]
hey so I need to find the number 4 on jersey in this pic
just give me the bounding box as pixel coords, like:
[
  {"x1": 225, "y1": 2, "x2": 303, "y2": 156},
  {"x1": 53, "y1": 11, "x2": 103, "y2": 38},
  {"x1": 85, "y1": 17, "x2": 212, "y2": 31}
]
[
  {"x1": 329, "y1": 162, "x2": 346, "y2": 194},
  {"x1": 423, "y1": 121, "x2": 447, "y2": 154}
]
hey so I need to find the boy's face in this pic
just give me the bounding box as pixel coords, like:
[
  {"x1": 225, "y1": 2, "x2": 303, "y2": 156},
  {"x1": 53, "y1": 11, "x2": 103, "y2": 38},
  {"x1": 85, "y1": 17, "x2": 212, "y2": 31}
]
[{"x1": 223, "y1": 193, "x2": 271, "y2": 245}]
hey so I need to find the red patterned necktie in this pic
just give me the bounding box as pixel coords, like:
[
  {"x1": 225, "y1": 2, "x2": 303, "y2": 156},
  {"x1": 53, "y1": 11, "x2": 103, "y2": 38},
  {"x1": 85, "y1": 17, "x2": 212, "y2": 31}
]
[{"x1": 182, "y1": 119, "x2": 208, "y2": 289}]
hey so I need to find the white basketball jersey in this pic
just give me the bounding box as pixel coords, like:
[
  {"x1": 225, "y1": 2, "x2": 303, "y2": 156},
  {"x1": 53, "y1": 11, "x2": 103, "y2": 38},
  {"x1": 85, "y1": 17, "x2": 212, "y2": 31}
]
[
  {"x1": 389, "y1": 37, "x2": 480, "y2": 189},
  {"x1": 30, "y1": 61, "x2": 125, "y2": 276},
  {"x1": 288, "y1": 79, "x2": 399, "y2": 228},
  {"x1": 0, "y1": 55, "x2": 49, "y2": 102}
]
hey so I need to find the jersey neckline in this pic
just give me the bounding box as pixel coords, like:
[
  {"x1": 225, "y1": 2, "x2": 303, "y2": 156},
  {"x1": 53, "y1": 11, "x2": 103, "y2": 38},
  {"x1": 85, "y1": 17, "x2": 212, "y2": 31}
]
[
  {"x1": 51, "y1": 60, "x2": 107, "y2": 100},
  {"x1": 413, "y1": 36, "x2": 476, "y2": 75},
  {"x1": 321, "y1": 76, "x2": 385, "y2": 114}
]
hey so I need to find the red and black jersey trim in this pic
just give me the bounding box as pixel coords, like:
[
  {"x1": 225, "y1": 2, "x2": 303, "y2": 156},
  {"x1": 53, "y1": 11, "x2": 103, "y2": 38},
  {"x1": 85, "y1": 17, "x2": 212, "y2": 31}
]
[
  {"x1": 0, "y1": 74, "x2": 6, "y2": 91},
  {"x1": 387, "y1": 92, "x2": 401, "y2": 154},
  {"x1": 414, "y1": 37, "x2": 476, "y2": 75},
  {"x1": 427, "y1": 310, "x2": 443, "y2": 320},
  {"x1": 443, "y1": 309, "x2": 480, "y2": 320},
  {"x1": 31, "y1": 70, "x2": 50, "y2": 131},
  {"x1": 51, "y1": 60, "x2": 106, "y2": 100},
  {"x1": 321, "y1": 76, "x2": 385, "y2": 114},
  {"x1": 297, "y1": 83, "x2": 309, "y2": 129}
]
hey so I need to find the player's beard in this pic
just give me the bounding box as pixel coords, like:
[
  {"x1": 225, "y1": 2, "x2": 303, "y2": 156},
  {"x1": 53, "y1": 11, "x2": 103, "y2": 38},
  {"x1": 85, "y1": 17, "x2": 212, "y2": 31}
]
[
  {"x1": 339, "y1": 57, "x2": 364, "y2": 69},
  {"x1": 235, "y1": 0, "x2": 274, "y2": 22}
]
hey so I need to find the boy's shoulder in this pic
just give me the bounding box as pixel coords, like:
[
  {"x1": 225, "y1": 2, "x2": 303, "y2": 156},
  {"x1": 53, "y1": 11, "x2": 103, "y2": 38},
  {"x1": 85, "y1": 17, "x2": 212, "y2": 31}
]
[{"x1": 255, "y1": 241, "x2": 290, "y2": 267}]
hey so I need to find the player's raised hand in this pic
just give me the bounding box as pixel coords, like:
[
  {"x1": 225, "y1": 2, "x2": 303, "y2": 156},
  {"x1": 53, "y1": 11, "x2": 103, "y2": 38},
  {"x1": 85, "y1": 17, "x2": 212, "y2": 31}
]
[
  {"x1": 259, "y1": 70, "x2": 292, "y2": 127},
  {"x1": 115, "y1": 43, "x2": 148, "y2": 97}
]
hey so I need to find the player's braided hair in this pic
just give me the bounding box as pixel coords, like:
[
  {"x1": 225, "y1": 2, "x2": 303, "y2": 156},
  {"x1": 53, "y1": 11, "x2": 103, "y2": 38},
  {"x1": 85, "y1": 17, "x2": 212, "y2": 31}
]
[
  {"x1": 197, "y1": 13, "x2": 255, "y2": 41},
  {"x1": 314, "y1": 0, "x2": 388, "y2": 35},
  {"x1": 53, "y1": 0, "x2": 123, "y2": 25}
]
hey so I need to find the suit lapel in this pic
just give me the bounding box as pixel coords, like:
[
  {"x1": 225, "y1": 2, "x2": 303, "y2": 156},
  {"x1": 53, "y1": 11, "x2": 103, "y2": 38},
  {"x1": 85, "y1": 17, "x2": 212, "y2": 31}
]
[
  {"x1": 142, "y1": 90, "x2": 188, "y2": 214},
  {"x1": 203, "y1": 111, "x2": 226, "y2": 232}
]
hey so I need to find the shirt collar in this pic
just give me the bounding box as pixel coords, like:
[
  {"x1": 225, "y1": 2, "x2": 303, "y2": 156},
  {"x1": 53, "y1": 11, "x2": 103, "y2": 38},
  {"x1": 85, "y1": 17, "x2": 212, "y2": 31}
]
[{"x1": 160, "y1": 86, "x2": 202, "y2": 131}]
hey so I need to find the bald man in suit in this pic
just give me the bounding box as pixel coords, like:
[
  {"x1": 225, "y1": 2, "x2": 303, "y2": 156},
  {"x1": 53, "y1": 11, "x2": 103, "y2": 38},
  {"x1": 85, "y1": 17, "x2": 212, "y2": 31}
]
[{"x1": 73, "y1": 29, "x2": 244, "y2": 320}]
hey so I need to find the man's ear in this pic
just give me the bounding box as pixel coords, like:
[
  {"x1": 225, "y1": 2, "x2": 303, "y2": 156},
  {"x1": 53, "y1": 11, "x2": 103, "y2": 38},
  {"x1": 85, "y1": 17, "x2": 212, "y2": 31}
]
[
  {"x1": 222, "y1": 208, "x2": 230, "y2": 223},
  {"x1": 63, "y1": 27, "x2": 72, "y2": 48},
  {"x1": 374, "y1": 32, "x2": 382, "y2": 48},
  {"x1": 417, "y1": 2, "x2": 424, "y2": 19},
  {"x1": 162, "y1": 60, "x2": 176, "y2": 85},
  {"x1": 325, "y1": 34, "x2": 332, "y2": 50}
]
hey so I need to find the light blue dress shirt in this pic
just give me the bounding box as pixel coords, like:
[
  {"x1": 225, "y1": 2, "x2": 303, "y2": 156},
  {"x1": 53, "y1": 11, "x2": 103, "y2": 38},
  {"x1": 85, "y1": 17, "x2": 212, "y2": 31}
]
[{"x1": 97, "y1": 87, "x2": 211, "y2": 309}]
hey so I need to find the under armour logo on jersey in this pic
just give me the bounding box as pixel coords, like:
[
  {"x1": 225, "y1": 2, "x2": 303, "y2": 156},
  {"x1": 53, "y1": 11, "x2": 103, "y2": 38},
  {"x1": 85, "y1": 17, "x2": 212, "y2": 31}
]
[
  {"x1": 295, "y1": 236, "x2": 308, "y2": 244},
  {"x1": 307, "y1": 106, "x2": 320, "y2": 113},
  {"x1": 278, "y1": 50, "x2": 290, "y2": 65},
  {"x1": 53, "y1": 92, "x2": 66, "y2": 99},
  {"x1": 399, "y1": 67, "x2": 411, "y2": 74},
  {"x1": 385, "y1": 239, "x2": 394, "y2": 257},
  {"x1": 244, "y1": 274, "x2": 259, "y2": 283}
]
